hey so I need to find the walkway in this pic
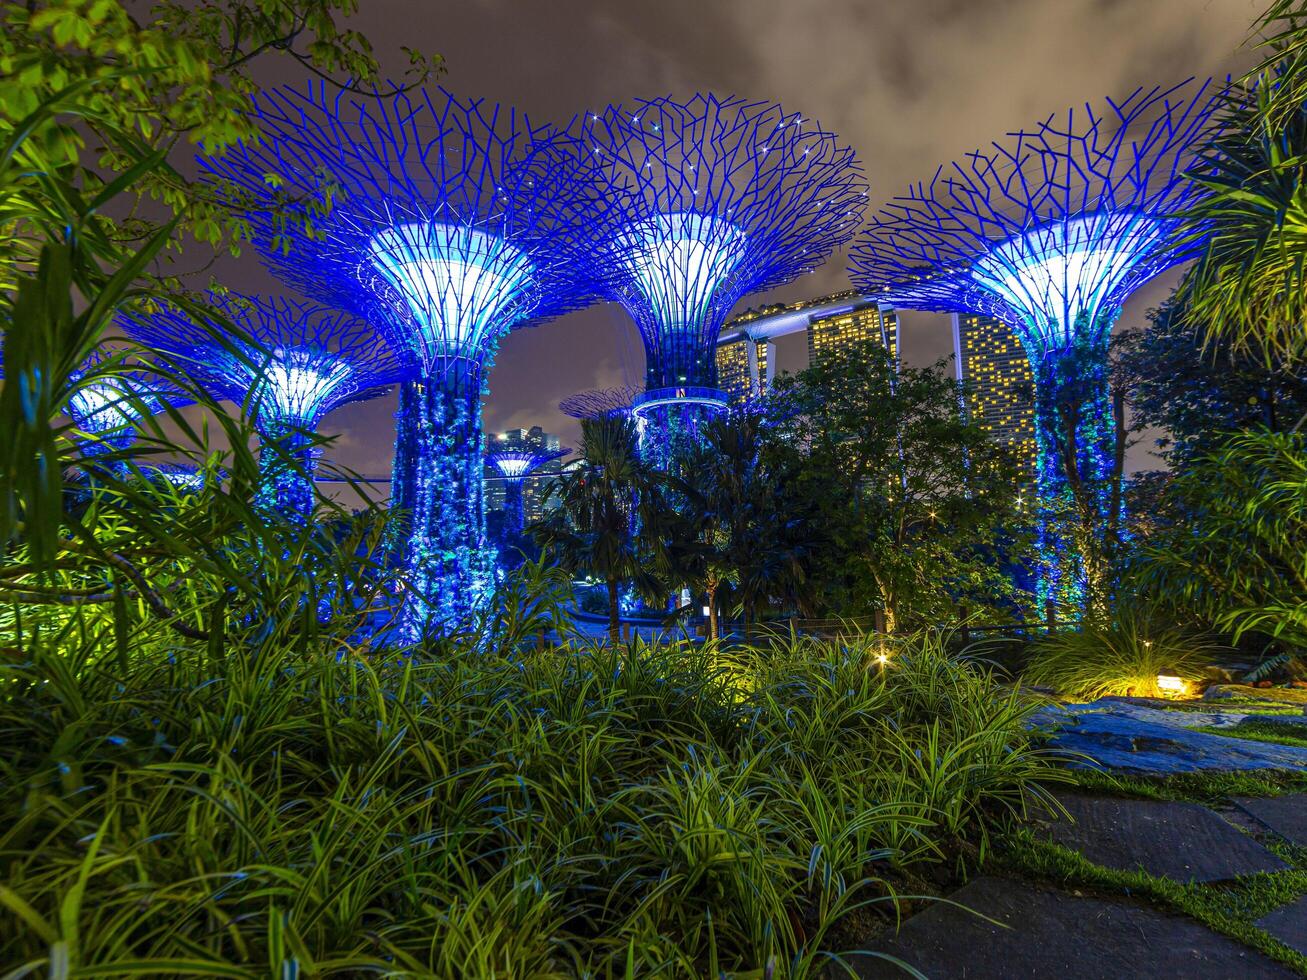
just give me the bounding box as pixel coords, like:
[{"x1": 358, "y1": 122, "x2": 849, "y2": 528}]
[{"x1": 864, "y1": 687, "x2": 1307, "y2": 977}]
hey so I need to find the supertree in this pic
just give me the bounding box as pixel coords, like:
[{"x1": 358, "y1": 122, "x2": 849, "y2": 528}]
[
  {"x1": 558, "y1": 384, "x2": 642, "y2": 420},
  {"x1": 848, "y1": 80, "x2": 1224, "y2": 611},
  {"x1": 202, "y1": 84, "x2": 603, "y2": 636},
  {"x1": 123, "y1": 293, "x2": 404, "y2": 514},
  {"x1": 579, "y1": 94, "x2": 867, "y2": 465},
  {"x1": 64, "y1": 351, "x2": 193, "y2": 464},
  {"x1": 484, "y1": 444, "x2": 571, "y2": 538}
]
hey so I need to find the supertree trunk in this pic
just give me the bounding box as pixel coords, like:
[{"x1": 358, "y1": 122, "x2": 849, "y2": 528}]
[
  {"x1": 256, "y1": 422, "x2": 316, "y2": 516},
  {"x1": 1029, "y1": 332, "x2": 1117, "y2": 616},
  {"x1": 386, "y1": 382, "x2": 421, "y2": 562},
  {"x1": 503, "y1": 480, "x2": 526, "y2": 538},
  {"x1": 394, "y1": 364, "x2": 494, "y2": 640}
]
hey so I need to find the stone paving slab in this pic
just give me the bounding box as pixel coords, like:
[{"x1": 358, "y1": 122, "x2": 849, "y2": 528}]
[
  {"x1": 1258, "y1": 895, "x2": 1307, "y2": 957},
  {"x1": 1039, "y1": 794, "x2": 1288, "y2": 883},
  {"x1": 861, "y1": 876, "x2": 1295, "y2": 979},
  {"x1": 1032, "y1": 703, "x2": 1307, "y2": 774},
  {"x1": 1236, "y1": 794, "x2": 1307, "y2": 848}
]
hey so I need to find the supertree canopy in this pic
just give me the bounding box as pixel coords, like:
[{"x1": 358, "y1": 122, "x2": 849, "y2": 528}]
[
  {"x1": 485, "y1": 445, "x2": 570, "y2": 537},
  {"x1": 558, "y1": 384, "x2": 643, "y2": 420},
  {"x1": 123, "y1": 292, "x2": 404, "y2": 514},
  {"x1": 848, "y1": 80, "x2": 1223, "y2": 611},
  {"x1": 64, "y1": 351, "x2": 192, "y2": 462},
  {"x1": 202, "y1": 84, "x2": 603, "y2": 636},
  {"x1": 579, "y1": 94, "x2": 867, "y2": 463}
]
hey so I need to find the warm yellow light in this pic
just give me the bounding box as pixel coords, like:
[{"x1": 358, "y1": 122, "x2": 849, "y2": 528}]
[
  {"x1": 876, "y1": 652, "x2": 890, "y2": 667},
  {"x1": 1156, "y1": 674, "x2": 1187, "y2": 695}
]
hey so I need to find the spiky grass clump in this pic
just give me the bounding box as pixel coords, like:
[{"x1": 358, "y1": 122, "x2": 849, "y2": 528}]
[
  {"x1": 0, "y1": 629, "x2": 1062, "y2": 977},
  {"x1": 1023, "y1": 610, "x2": 1221, "y2": 701}
]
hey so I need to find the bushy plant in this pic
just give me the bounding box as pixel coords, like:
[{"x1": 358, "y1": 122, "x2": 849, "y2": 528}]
[
  {"x1": 0, "y1": 622, "x2": 1064, "y2": 977},
  {"x1": 1023, "y1": 609, "x2": 1222, "y2": 700}
]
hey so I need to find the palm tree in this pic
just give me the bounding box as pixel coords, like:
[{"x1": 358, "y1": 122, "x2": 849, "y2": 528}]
[
  {"x1": 1175, "y1": 0, "x2": 1307, "y2": 366},
  {"x1": 673, "y1": 411, "x2": 805, "y2": 640},
  {"x1": 531, "y1": 414, "x2": 668, "y2": 643}
]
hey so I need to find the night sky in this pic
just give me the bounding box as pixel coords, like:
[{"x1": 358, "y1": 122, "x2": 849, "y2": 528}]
[{"x1": 221, "y1": 0, "x2": 1261, "y2": 481}]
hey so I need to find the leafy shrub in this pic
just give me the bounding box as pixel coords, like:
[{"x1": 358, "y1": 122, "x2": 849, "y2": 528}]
[
  {"x1": 1023, "y1": 609, "x2": 1222, "y2": 700},
  {"x1": 0, "y1": 626, "x2": 1063, "y2": 977}
]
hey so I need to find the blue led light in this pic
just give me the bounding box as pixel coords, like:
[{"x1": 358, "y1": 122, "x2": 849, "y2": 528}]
[
  {"x1": 122, "y1": 293, "x2": 405, "y2": 514},
  {"x1": 485, "y1": 445, "x2": 570, "y2": 538},
  {"x1": 580, "y1": 94, "x2": 867, "y2": 461},
  {"x1": 368, "y1": 222, "x2": 534, "y2": 362},
  {"x1": 848, "y1": 80, "x2": 1224, "y2": 612},
  {"x1": 973, "y1": 213, "x2": 1166, "y2": 350},
  {"x1": 617, "y1": 211, "x2": 745, "y2": 337},
  {"x1": 202, "y1": 85, "x2": 605, "y2": 636}
]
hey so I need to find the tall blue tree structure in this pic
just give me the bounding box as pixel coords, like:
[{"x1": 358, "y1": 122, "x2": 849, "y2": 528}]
[
  {"x1": 579, "y1": 94, "x2": 867, "y2": 464},
  {"x1": 202, "y1": 85, "x2": 601, "y2": 636},
  {"x1": 124, "y1": 293, "x2": 403, "y2": 514},
  {"x1": 848, "y1": 81, "x2": 1222, "y2": 611},
  {"x1": 485, "y1": 445, "x2": 570, "y2": 537}
]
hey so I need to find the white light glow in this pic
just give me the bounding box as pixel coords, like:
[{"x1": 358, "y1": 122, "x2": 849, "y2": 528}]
[
  {"x1": 68, "y1": 382, "x2": 143, "y2": 432},
  {"x1": 618, "y1": 212, "x2": 745, "y2": 331},
  {"x1": 369, "y1": 222, "x2": 534, "y2": 359},
  {"x1": 255, "y1": 348, "x2": 353, "y2": 423},
  {"x1": 489, "y1": 453, "x2": 537, "y2": 480},
  {"x1": 972, "y1": 213, "x2": 1164, "y2": 345}
]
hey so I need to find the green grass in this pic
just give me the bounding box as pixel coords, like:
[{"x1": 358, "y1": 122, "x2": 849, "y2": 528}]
[
  {"x1": 0, "y1": 626, "x2": 1066, "y2": 977},
  {"x1": 1066, "y1": 768, "x2": 1307, "y2": 806},
  {"x1": 995, "y1": 829, "x2": 1307, "y2": 975},
  {"x1": 1194, "y1": 722, "x2": 1307, "y2": 749},
  {"x1": 1021, "y1": 609, "x2": 1224, "y2": 701}
]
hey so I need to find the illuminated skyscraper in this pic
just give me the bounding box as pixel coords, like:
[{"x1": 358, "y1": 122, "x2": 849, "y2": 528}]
[
  {"x1": 807, "y1": 301, "x2": 898, "y2": 369},
  {"x1": 952, "y1": 313, "x2": 1037, "y2": 478},
  {"x1": 715, "y1": 336, "x2": 773, "y2": 404}
]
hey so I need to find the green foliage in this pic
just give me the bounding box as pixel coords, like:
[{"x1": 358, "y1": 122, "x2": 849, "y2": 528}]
[
  {"x1": 531, "y1": 415, "x2": 675, "y2": 641},
  {"x1": 671, "y1": 411, "x2": 807, "y2": 637},
  {"x1": 1115, "y1": 299, "x2": 1307, "y2": 470},
  {"x1": 1023, "y1": 608, "x2": 1222, "y2": 700},
  {"x1": 0, "y1": 0, "x2": 439, "y2": 274},
  {"x1": 0, "y1": 624, "x2": 1063, "y2": 976},
  {"x1": 763, "y1": 341, "x2": 1034, "y2": 629},
  {"x1": 1193, "y1": 721, "x2": 1307, "y2": 749},
  {"x1": 1171, "y1": 0, "x2": 1307, "y2": 365},
  {"x1": 1133, "y1": 429, "x2": 1307, "y2": 656}
]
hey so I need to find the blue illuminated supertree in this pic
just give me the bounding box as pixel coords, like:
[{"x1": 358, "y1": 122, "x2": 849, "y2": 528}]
[
  {"x1": 202, "y1": 85, "x2": 602, "y2": 636},
  {"x1": 848, "y1": 80, "x2": 1223, "y2": 611},
  {"x1": 485, "y1": 444, "x2": 570, "y2": 538},
  {"x1": 558, "y1": 385, "x2": 642, "y2": 421},
  {"x1": 579, "y1": 94, "x2": 867, "y2": 464},
  {"x1": 123, "y1": 293, "x2": 404, "y2": 514},
  {"x1": 63, "y1": 351, "x2": 193, "y2": 465}
]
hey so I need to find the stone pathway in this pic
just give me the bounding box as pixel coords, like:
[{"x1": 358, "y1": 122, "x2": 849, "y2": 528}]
[
  {"x1": 1237, "y1": 794, "x2": 1307, "y2": 847},
  {"x1": 870, "y1": 694, "x2": 1307, "y2": 977},
  {"x1": 1039, "y1": 793, "x2": 1288, "y2": 882},
  {"x1": 1260, "y1": 897, "x2": 1307, "y2": 958},
  {"x1": 861, "y1": 876, "x2": 1295, "y2": 979}
]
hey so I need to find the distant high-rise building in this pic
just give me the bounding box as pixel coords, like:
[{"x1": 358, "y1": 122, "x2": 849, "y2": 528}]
[
  {"x1": 951, "y1": 314, "x2": 1037, "y2": 479},
  {"x1": 807, "y1": 301, "x2": 898, "y2": 369},
  {"x1": 715, "y1": 336, "x2": 774, "y2": 404},
  {"x1": 484, "y1": 426, "x2": 563, "y2": 524}
]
